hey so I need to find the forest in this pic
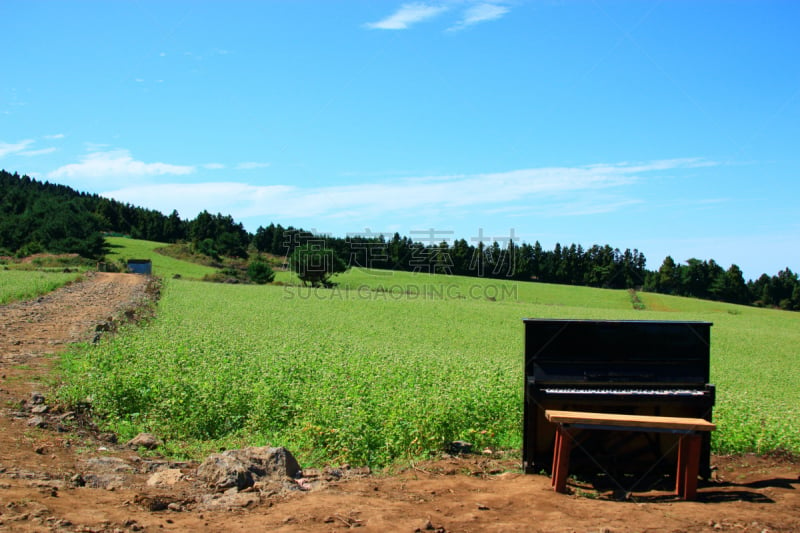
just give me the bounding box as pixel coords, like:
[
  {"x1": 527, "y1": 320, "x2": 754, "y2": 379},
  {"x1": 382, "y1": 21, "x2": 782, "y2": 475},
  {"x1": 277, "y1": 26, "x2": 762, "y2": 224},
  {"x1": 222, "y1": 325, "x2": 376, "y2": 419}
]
[{"x1": 2, "y1": 169, "x2": 798, "y2": 310}]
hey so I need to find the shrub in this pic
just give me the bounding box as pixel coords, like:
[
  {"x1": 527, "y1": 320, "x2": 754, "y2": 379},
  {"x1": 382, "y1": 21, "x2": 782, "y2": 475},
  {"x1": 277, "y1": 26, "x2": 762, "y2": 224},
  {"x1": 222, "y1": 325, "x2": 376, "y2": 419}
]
[
  {"x1": 288, "y1": 243, "x2": 348, "y2": 287},
  {"x1": 247, "y1": 260, "x2": 275, "y2": 284}
]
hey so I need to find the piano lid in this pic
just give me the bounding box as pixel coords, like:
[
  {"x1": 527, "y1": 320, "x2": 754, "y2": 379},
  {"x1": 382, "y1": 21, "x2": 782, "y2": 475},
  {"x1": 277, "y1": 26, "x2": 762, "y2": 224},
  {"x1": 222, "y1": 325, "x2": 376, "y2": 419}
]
[{"x1": 523, "y1": 319, "x2": 712, "y2": 386}]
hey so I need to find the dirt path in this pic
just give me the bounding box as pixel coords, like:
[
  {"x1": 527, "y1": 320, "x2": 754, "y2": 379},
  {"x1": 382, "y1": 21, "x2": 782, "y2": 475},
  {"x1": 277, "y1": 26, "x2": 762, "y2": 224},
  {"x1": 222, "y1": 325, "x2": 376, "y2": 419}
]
[{"x1": 1, "y1": 273, "x2": 799, "y2": 532}]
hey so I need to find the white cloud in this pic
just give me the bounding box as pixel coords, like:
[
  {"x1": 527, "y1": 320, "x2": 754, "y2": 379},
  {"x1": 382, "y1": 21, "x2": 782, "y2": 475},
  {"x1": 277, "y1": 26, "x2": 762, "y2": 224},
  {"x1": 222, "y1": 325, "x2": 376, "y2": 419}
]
[
  {"x1": 586, "y1": 157, "x2": 712, "y2": 174},
  {"x1": 20, "y1": 147, "x2": 57, "y2": 157},
  {"x1": 0, "y1": 139, "x2": 34, "y2": 158},
  {"x1": 450, "y1": 2, "x2": 509, "y2": 30},
  {"x1": 43, "y1": 133, "x2": 65, "y2": 140},
  {"x1": 203, "y1": 163, "x2": 225, "y2": 170},
  {"x1": 99, "y1": 158, "x2": 710, "y2": 224},
  {"x1": 366, "y1": 3, "x2": 449, "y2": 30},
  {"x1": 236, "y1": 162, "x2": 271, "y2": 170},
  {"x1": 1, "y1": 137, "x2": 63, "y2": 158},
  {"x1": 47, "y1": 149, "x2": 195, "y2": 181}
]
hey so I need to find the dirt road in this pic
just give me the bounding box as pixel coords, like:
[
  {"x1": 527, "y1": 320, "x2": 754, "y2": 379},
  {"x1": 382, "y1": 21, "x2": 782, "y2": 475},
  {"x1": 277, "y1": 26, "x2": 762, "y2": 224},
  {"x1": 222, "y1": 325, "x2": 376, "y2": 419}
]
[{"x1": 0, "y1": 273, "x2": 798, "y2": 532}]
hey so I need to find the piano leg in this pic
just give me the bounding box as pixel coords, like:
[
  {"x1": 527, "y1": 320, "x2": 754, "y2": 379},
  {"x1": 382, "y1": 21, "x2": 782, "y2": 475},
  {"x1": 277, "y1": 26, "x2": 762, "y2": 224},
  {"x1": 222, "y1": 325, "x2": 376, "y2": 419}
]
[
  {"x1": 552, "y1": 425, "x2": 573, "y2": 493},
  {"x1": 676, "y1": 433, "x2": 702, "y2": 500}
]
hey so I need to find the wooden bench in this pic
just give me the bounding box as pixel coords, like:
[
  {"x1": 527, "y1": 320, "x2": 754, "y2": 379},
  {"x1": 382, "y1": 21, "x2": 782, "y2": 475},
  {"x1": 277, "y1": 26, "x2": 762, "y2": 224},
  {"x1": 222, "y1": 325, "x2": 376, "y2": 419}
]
[{"x1": 545, "y1": 409, "x2": 716, "y2": 500}]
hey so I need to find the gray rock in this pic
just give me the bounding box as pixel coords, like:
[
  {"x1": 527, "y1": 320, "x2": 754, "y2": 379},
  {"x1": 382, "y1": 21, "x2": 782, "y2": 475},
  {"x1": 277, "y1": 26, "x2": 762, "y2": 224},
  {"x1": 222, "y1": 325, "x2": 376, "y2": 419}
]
[
  {"x1": 84, "y1": 456, "x2": 134, "y2": 474},
  {"x1": 127, "y1": 433, "x2": 160, "y2": 450},
  {"x1": 83, "y1": 473, "x2": 126, "y2": 491},
  {"x1": 27, "y1": 416, "x2": 46, "y2": 428},
  {"x1": 196, "y1": 453, "x2": 250, "y2": 491},
  {"x1": 196, "y1": 446, "x2": 301, "y2": 492}
]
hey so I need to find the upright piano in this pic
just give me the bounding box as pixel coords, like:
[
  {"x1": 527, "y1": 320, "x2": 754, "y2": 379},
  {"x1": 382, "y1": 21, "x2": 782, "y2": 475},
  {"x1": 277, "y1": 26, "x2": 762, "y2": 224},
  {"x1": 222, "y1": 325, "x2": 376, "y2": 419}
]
[{"x1": 523, "y1": 319, "x2": 715, "y2": 478}]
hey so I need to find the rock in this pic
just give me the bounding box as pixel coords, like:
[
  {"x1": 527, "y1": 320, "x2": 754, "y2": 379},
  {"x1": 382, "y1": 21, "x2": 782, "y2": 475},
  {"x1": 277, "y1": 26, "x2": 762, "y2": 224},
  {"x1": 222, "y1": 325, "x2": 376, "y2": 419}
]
[
  {"x1": 84, "y1": 456, "x2": 134, "y2": 473},
  {"x1": 301, "y1": 467, "x2": 322, "y2": 478},
  {"x1": 30, "y1": 392, "x2": 45, "y2": 405},
  {"x1": 197, "y1": 491, "x2": 261, "y2": 511},
  {"x1": 27, "y1": 416, "x2": 46, "y2": 428},
  {"x1": 295, "y1": 478, "x2": 314, "y2": 491},
  {"x1": 127, "y1": 433, "x2": 160, "y2": 450},
  {"x1": 146, "y1": 469, "x2": 184, "y2": 487},
  {"x1": 196, "y1": 446, "x2": 301, "y2": 492},
  {"x1": 196, "y1": 453, "x2": 250, "y2": 491},
  {"x1": 134, "y1": 495, "x2": 170, "y2": 512},
  {"x1": 30, "y1": 404, "x2": 49, "y2": 414},
  {"x1": 83, "y1": 473, "x2": 126, "y2": 491}
]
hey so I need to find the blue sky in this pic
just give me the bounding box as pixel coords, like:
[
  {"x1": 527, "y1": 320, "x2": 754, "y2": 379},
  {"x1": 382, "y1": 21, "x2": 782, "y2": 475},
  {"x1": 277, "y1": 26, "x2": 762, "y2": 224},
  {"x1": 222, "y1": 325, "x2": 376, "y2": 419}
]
[{"x1": 1, "y1": 1, "x2": 798, "y2": 280}]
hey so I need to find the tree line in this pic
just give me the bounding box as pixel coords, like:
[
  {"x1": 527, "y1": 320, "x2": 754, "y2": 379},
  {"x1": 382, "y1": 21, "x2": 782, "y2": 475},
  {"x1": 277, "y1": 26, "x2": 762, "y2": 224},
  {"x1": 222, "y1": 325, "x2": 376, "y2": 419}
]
[
  {"x1": 253, "y1": 224, "x2": 648, "y2": 288},
  {"x1": 645, "y1": 256, "x2": 799, "y2": 310},
  {"x1": 1, "y1": 169, "x2": 798, "y2": 310},
  {"x1": 0, "y1": 170, "x2": 248, "y2": 260},
  {"x1": 251, "y1": 224, "x2": 799, "y2": 310}
]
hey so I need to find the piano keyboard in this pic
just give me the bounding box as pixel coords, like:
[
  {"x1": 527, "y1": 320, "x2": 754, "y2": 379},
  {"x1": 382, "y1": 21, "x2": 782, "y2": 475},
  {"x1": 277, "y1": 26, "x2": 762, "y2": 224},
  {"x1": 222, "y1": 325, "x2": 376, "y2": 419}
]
[{"x1": 542, "y1": 387, "x2": 708, "y2": 396}]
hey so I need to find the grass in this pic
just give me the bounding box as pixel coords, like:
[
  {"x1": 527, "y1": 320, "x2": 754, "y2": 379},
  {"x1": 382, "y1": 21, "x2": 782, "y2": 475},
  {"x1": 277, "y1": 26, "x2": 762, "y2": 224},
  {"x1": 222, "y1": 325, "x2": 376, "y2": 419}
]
[
  {"x1": 280, "y1": 266, "x2": 634, "y2": 310},
  {"x1": 104, "y1": 236, "x2": 220, "y2": 279},
  {"x1": 0, "y1": 270, "x2": 82, "y2": 305},
  {"x1": 55, "y1": 245, "x2": 800, "y2": 467},
  {"x1": 59, "y1": 279, "x2": 525, "y2": 465}
]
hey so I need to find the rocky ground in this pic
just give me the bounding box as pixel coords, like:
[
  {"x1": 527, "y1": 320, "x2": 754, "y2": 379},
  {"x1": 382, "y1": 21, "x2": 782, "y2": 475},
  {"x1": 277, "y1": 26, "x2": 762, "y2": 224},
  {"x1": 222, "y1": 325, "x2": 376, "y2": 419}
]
[{"x1": 0, "y1": 273, "x2": 798, "y2": 532}]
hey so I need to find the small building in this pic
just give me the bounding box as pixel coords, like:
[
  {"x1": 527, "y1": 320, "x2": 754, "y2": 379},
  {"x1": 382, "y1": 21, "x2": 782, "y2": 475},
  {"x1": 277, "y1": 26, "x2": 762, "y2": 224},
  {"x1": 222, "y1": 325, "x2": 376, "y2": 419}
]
[{"x1": 127, "y1": 259, "x2": 153, "y2": 275}]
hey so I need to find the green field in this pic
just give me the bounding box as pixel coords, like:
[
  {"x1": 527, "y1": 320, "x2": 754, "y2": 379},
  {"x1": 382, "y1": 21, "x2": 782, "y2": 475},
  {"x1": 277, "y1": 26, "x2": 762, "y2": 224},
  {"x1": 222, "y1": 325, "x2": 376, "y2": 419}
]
[
  {"x1": 104, "y1": 236, "x2": 220, "y2": 279},
  {"x1": 0, "y1": 270, "x2": 82, "y2": 305},
  {"x1": 56, "y1": 243, "x2": 800, "y2": 467}
]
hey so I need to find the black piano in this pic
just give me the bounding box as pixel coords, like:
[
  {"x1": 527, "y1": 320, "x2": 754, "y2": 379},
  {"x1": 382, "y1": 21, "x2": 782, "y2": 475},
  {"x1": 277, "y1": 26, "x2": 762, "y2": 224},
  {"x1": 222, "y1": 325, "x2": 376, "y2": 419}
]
[{"x1": 523, "y1": 319, "x2": 715, "y2": 479}]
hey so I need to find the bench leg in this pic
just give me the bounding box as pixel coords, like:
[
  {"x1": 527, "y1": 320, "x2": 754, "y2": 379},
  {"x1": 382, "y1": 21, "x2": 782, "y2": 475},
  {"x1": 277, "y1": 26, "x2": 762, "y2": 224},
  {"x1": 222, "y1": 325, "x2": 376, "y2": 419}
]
[
  {"x1": 676, "y1": 433, "x2": 701, "y2": 500},
  {"x1": 552, "y1": 425, "x2": 572, "y2": 493}
]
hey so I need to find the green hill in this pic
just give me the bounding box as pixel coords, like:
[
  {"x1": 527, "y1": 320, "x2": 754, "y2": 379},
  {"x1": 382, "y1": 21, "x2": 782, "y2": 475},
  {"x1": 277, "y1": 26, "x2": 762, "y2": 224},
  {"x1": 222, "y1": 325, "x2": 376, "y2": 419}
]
[{"x1": 105, "y1": 237, "x2": 219, "y2": 280}]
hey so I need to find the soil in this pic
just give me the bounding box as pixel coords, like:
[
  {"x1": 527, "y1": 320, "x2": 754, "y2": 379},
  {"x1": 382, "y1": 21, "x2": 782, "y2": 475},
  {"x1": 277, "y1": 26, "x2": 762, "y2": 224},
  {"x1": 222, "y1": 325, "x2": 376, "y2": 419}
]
[{"x1": 1, "y1": 273, "x2": 799, "y2": 532}]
